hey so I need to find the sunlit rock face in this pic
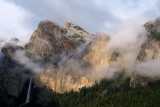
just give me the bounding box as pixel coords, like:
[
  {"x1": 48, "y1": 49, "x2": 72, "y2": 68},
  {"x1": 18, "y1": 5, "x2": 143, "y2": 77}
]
[
  {"x1": 36, "y1": 34, "x2": 118, "y2": 93},
  {"x1": 37, "y1": 65, "x2": 94, "y2": 93},
  {"x1": 1, "y1": 17, "x2": 160, "y2": 107},
  {"x1": 65, "y1": 21, "x2": 93, "y2": 47},
  {"x1": 25, "y1": 20, "x2": 74, "y2": 58},
  {"x1": 137, "y1": 18, "x2": 160, "y2": 62},
  {"x1": 25, "y1": 20, "x2": 94, "y2": 59},
  {"x1": 22, "y1": 20, "x2": 95, "y2": 93},
  {"x1": 84, "y1": 36, "x2": 111, "y2": 70},
  {"x1": 0, "y1": 20, "x2": 95, "y2": 97},
  {"x1": 32, "y1": 20, "x2": 160, "y2": 92}
]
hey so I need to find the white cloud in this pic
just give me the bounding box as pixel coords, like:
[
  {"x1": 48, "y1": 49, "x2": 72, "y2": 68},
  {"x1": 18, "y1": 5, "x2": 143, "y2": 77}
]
[
  {"x1": 0, "y1": 0, "x2": 159, "y2": 44},
  {"x1": 6, "y1": 0, "x2": 119, "y2": 33},
  {"x1": 0, "y1": 0, "x2": 32, "y2": 44}
]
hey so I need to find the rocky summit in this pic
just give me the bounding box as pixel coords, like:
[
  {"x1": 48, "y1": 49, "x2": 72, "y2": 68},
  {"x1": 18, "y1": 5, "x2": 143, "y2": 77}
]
[
  {"x1": 25, "y1": 20, "x2": 93, "y2": 59},
  {"x1": 0, "y1": 20, "x2": 95, "y2": 107},
  {"x1": 1, "y1": 17, "x2": 160, "y2": 107}
]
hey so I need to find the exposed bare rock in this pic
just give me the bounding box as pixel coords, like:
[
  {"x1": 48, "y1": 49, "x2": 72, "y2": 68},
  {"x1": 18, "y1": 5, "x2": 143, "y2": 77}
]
[
  {"x1": 131, "y1": 18, "x2": 160, "y2": 87},
  {"x1": 130, "y1": 38, "x2": 160, "y2": 87},
  {"x1": 84, "y1": 36, "x2": 111, "y2": 70},
  {"x1": 0, "y1": 20, "x2": 96, "y2": 98},
  {"x1": 0, "y1": 71, "x2": 29, "y2": 97},
  {"x1": 65, "y1": 21, "x2": 94, "y2": 47},
  {"x1": 37, "y1": 64, "x2": 94, "y2": 93},
  {"x1": 25, "y1": 20, "x2": 94, "y2": 59},
  {"x1": 137, "y1": 17, "x2": 160, "y2": 61},
  {"x1": 130, "y1": 73, "x2": 152, "y2": 88},
  {"x1": 137, "y1": 39, "x2": 160, "y2": 61},
  {"x1": 2, "y1": 18, "x2": 160, "y2": 106},
  {"x1": 25, "y1": 20, "x2": 75, "y2": 59}
]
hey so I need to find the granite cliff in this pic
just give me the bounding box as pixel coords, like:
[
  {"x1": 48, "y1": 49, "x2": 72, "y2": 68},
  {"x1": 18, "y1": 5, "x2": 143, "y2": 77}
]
[{"x1": 1, "y1": 17, "x2": 160, "y2": 106}]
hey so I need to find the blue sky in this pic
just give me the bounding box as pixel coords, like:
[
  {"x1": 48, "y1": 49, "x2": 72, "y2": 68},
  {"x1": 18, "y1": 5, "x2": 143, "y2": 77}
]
[{"x1": 0, "y1": 0, "x2": 160, "y2": 43}]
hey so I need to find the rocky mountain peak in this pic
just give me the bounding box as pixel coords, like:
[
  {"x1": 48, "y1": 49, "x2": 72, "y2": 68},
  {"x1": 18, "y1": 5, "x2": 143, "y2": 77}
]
[
  {"x1": 25, "y1": 20, "x2": 93, "y2": 59},
  {"x1": 65, "y1": 21, "x2": 87, "y2": 32},
  {"x1": 38, "y1": 20, "x2": 64, "y2": 37},
  {"x1": 2, "y1": 17, "x2": 160, "y2": 106}
]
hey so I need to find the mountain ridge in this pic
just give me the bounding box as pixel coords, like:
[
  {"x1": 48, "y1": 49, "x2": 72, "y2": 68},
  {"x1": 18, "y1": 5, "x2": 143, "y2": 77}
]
[{"x1": 0, "y1": 17, "x2": 160, "y2": 106}]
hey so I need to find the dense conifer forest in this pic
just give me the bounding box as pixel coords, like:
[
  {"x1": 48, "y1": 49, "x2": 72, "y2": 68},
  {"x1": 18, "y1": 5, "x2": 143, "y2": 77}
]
[{"x1": 25, "y1": 72, "x2": 160, "y2": 107}]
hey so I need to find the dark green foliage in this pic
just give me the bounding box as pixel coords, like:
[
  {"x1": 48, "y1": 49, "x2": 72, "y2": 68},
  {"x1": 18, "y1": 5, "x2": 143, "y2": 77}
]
[
  {"x1": 43, "y1": 73, "x2": 160, "y2": 107},
  {"x1": 18, "y1": 72, "x2": 160, "y2": 107},
  {"x1": 1, "y1": 71, "x2": 160, "y2": 107}
]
